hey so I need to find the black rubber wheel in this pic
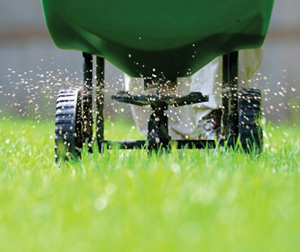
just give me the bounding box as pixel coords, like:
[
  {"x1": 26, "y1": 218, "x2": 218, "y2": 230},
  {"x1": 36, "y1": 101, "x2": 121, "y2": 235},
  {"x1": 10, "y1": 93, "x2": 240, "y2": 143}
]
[
  {"x1": 55, "y1": 89, "x2": 83, "y2": 162},
  {"x1": 238, "y1": 88, "x2": 263, "y2": 153}
]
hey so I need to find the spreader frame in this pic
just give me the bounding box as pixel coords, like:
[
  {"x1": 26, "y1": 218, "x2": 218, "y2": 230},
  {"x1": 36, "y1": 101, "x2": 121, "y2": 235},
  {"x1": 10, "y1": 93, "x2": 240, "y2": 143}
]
[{"x1": 88, "y1": 51, "x2": 240, "y2": 152}]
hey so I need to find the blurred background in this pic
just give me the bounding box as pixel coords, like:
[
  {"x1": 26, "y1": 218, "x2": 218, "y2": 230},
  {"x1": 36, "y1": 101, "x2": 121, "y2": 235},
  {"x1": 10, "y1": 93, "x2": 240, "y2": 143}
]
[{"x1": 0, "y1": 0, "x2": 299, "y2": 125}]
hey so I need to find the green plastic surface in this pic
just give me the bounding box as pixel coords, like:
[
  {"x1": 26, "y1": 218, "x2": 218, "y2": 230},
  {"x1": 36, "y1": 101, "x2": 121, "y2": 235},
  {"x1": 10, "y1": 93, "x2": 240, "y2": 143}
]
[{"x1": 42, "y1": 0, "x2": 274, "y2": 79}]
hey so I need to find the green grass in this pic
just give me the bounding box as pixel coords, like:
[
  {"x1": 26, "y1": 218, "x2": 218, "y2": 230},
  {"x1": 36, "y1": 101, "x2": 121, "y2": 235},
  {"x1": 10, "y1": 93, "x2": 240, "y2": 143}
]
[{"x1": 0, "y1": 119, "x2": 300, "y2": 251}]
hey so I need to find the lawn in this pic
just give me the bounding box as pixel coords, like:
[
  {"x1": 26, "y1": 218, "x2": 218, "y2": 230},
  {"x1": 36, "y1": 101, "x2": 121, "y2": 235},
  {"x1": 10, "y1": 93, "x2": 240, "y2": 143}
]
[{"x1": 0, "y1": 119, "x2": 300, "y2": 251}]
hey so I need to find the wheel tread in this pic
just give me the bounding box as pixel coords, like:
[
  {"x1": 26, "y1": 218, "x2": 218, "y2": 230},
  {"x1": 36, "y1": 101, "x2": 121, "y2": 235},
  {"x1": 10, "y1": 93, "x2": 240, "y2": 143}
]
[
  {"x1": 55, "y1": 89, "x2": 83, "y2": 162},
  {"x1": 238, "y1": 88, "x2": 263, "y2": 152}
]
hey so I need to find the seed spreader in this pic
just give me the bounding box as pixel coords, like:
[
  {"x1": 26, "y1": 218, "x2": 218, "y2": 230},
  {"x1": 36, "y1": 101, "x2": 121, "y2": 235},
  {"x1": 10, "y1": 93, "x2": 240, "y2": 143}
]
[{"x1": 41, "y1": 0, "x2": 274, "y2": 160}]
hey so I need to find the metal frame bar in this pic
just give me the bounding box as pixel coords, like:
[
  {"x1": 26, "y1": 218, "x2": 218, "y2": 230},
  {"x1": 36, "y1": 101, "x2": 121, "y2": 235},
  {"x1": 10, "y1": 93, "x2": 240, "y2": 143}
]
[
  {"x1": 222, "y1": 51, "x2": 239, "y2": 144},
  {"x1": 228, "y1": 51, "x2": 239, "y2": 141},
  {"x1": 96, "y1": 56, "x2": 105, "y2": 150},
  {"x1": 222, "y1": 54, "x2": 229, "y2": 138},
  {"x1": 101, "y1": 140, "x2": 217, "y2": 150},
  {"x1": 82, "y1": 53, "x2": 94, "y2": 145}
]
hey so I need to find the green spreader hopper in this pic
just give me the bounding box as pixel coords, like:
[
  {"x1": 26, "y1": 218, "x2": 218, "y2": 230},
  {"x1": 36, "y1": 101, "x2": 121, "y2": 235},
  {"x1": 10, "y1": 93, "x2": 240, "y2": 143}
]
[
  {"x1": 42, "y1": 0, "x2": 273, "y2": 78},
  {"x1": 41, "y1": 0, "x2": 274, "y2": 161}
]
